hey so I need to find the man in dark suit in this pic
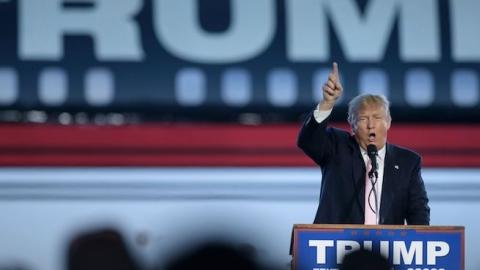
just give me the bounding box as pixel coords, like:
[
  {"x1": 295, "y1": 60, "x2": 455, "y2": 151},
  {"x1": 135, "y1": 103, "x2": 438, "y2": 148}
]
[{"x1": 297, "y1": 63, "x2": 430, "y2": 225}]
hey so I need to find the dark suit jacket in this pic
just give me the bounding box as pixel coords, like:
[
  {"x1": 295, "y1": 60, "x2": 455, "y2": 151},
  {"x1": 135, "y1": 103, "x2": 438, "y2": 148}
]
[{"x1": 297, "y1": 113, "x2": 430, "y2": 225}]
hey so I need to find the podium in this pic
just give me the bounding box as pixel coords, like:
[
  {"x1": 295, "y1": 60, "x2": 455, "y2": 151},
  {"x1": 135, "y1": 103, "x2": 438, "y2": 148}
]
[{"x1": 291, "y1": 224, "x2": 464, "y2": 270}]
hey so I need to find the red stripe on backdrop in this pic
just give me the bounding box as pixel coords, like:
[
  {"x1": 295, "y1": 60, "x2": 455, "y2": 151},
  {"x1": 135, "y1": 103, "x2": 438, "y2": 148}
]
[{"x1": 0, "y1": 123, "x2": 478, "y2": 167}]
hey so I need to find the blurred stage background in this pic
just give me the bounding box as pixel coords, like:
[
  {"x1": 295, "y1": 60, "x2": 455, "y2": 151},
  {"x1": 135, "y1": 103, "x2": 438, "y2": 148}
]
[{"x1": 0, "y1": 0, "x2": 479, "y2": 269}]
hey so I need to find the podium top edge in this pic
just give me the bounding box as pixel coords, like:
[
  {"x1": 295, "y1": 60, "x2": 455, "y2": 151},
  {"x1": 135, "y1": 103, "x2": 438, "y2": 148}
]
[{"x1": 293, "y1": 224, "x2": 465, "y2": 231}]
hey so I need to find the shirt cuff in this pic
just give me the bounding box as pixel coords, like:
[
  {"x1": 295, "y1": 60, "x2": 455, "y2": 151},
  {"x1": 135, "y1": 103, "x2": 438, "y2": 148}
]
[{"x1": 313, "y1": 105, "x2": 332, "y2": 123}]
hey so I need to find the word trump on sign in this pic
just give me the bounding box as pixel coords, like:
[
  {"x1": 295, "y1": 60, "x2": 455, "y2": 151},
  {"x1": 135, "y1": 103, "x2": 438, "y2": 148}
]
[{"x1": 309, "y1": 240, "x2": 449, "y2": 265}]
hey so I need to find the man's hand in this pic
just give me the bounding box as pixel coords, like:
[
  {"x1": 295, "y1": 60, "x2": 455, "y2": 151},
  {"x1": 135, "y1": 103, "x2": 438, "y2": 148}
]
[{"x1": 319, "y1": 62, "x2": 343, "y2": 111}]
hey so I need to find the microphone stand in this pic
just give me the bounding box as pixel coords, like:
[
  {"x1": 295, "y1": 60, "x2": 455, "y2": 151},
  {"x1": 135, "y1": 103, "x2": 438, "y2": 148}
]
[
  {"x1": 367, "y1": 144, "x2": 379, "y2": 224},
  {"x1": 368, "y1": 169, "x2": 379, "y2": 225}
]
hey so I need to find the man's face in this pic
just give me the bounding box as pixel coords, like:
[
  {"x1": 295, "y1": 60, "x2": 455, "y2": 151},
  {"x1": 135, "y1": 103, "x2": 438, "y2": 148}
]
[{"x1": 352, "y1": 104, "x2": 391, "y2": 150}]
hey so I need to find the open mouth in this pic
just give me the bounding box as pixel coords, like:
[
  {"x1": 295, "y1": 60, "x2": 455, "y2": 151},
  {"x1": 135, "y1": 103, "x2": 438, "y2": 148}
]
[{"x1": 368, "y1": 133, "x2": 376, "y2": 142}]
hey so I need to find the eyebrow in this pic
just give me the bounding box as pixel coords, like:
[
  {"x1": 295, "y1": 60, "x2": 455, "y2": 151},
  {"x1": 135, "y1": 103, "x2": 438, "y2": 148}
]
[{"x1": 357, "y1": 113, "x2": 385, "y2": 118}]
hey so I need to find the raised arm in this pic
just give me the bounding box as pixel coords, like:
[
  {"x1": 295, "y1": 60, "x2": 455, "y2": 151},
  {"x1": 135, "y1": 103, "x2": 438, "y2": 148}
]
[{"x1": 297, "y1": 63, "x2": 344, "y2": 166}]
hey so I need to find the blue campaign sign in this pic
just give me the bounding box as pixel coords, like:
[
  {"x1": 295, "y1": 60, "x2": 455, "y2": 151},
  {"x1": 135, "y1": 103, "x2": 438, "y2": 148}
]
[{"x1": 292, "y1": 225, "x2": 464, "y2": 270}]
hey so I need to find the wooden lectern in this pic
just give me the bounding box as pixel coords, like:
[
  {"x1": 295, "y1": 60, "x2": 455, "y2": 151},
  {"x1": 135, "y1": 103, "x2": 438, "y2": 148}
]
[{"x1": 291, "y1": 224, "x2": 464, "y2": 270}]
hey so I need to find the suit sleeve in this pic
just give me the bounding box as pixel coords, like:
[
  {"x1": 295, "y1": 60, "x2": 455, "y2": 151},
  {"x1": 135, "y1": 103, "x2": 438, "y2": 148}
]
[
  {"x1": 406, "y1": 156, "x2": 431, "y2": 225},
  {"x1": 297, "y1": 112, "x2": 336, "y2": 167}
]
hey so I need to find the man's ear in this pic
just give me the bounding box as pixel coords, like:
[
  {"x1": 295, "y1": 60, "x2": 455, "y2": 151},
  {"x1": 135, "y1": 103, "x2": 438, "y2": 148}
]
[{"x1": 386, "y1": 117, "x2": 392, "y2": 130}]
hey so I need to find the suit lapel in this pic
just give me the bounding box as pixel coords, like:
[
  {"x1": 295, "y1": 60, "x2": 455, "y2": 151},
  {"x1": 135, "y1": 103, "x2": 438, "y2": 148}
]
[
  {"x1": 349, "y1": 137, "x2": 366, "y2": 215},
  {"x1": 380, "y1": 144, "x2": 397, "y2": 224}
]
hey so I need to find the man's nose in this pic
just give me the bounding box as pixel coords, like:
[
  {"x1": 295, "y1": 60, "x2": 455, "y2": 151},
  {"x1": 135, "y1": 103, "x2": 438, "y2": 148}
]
[{"x1": 367, "y1": 118, "x2": 375, "y2": 128}]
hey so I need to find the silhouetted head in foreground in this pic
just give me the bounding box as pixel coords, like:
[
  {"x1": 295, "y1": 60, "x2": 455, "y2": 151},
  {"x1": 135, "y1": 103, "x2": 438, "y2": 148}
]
[
  {"x1": 163, "y1": 241, "x2": 263, "y2": 270},
  {"x1": 66, "y1": 227, "x2": 140, "y2": 270},
  {"x1": 340, "y1": 249, "x2": 390, "y2": 270}
]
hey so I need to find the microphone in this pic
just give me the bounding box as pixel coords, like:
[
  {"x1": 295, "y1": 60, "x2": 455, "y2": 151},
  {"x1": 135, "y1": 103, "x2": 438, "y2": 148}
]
[{"x1": 367, "y1": 144, "x2": 378, "y2": 178}]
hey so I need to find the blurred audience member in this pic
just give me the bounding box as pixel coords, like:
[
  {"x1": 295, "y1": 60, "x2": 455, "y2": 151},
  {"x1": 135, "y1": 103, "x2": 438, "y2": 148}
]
[
  {"x1": 161, "y1": 241, "x2": 266, "y2": 270},
  {"x1": 66, "y1": 227, "x2": 140, "y2": 270},
  {"x1": 340, "y1": 249, "x2": 390, "y2": 270}
]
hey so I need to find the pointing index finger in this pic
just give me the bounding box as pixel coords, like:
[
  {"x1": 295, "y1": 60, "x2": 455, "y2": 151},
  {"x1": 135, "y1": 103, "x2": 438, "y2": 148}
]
[{"x1": 332, "y1": 62, "x2": 339, "y2": 77}]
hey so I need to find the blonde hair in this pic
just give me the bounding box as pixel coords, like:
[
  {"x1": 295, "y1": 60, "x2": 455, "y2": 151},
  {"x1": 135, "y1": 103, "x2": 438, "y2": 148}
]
[{"x1": 347, "y1": 94, "x2": 391, "y2": 130}]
